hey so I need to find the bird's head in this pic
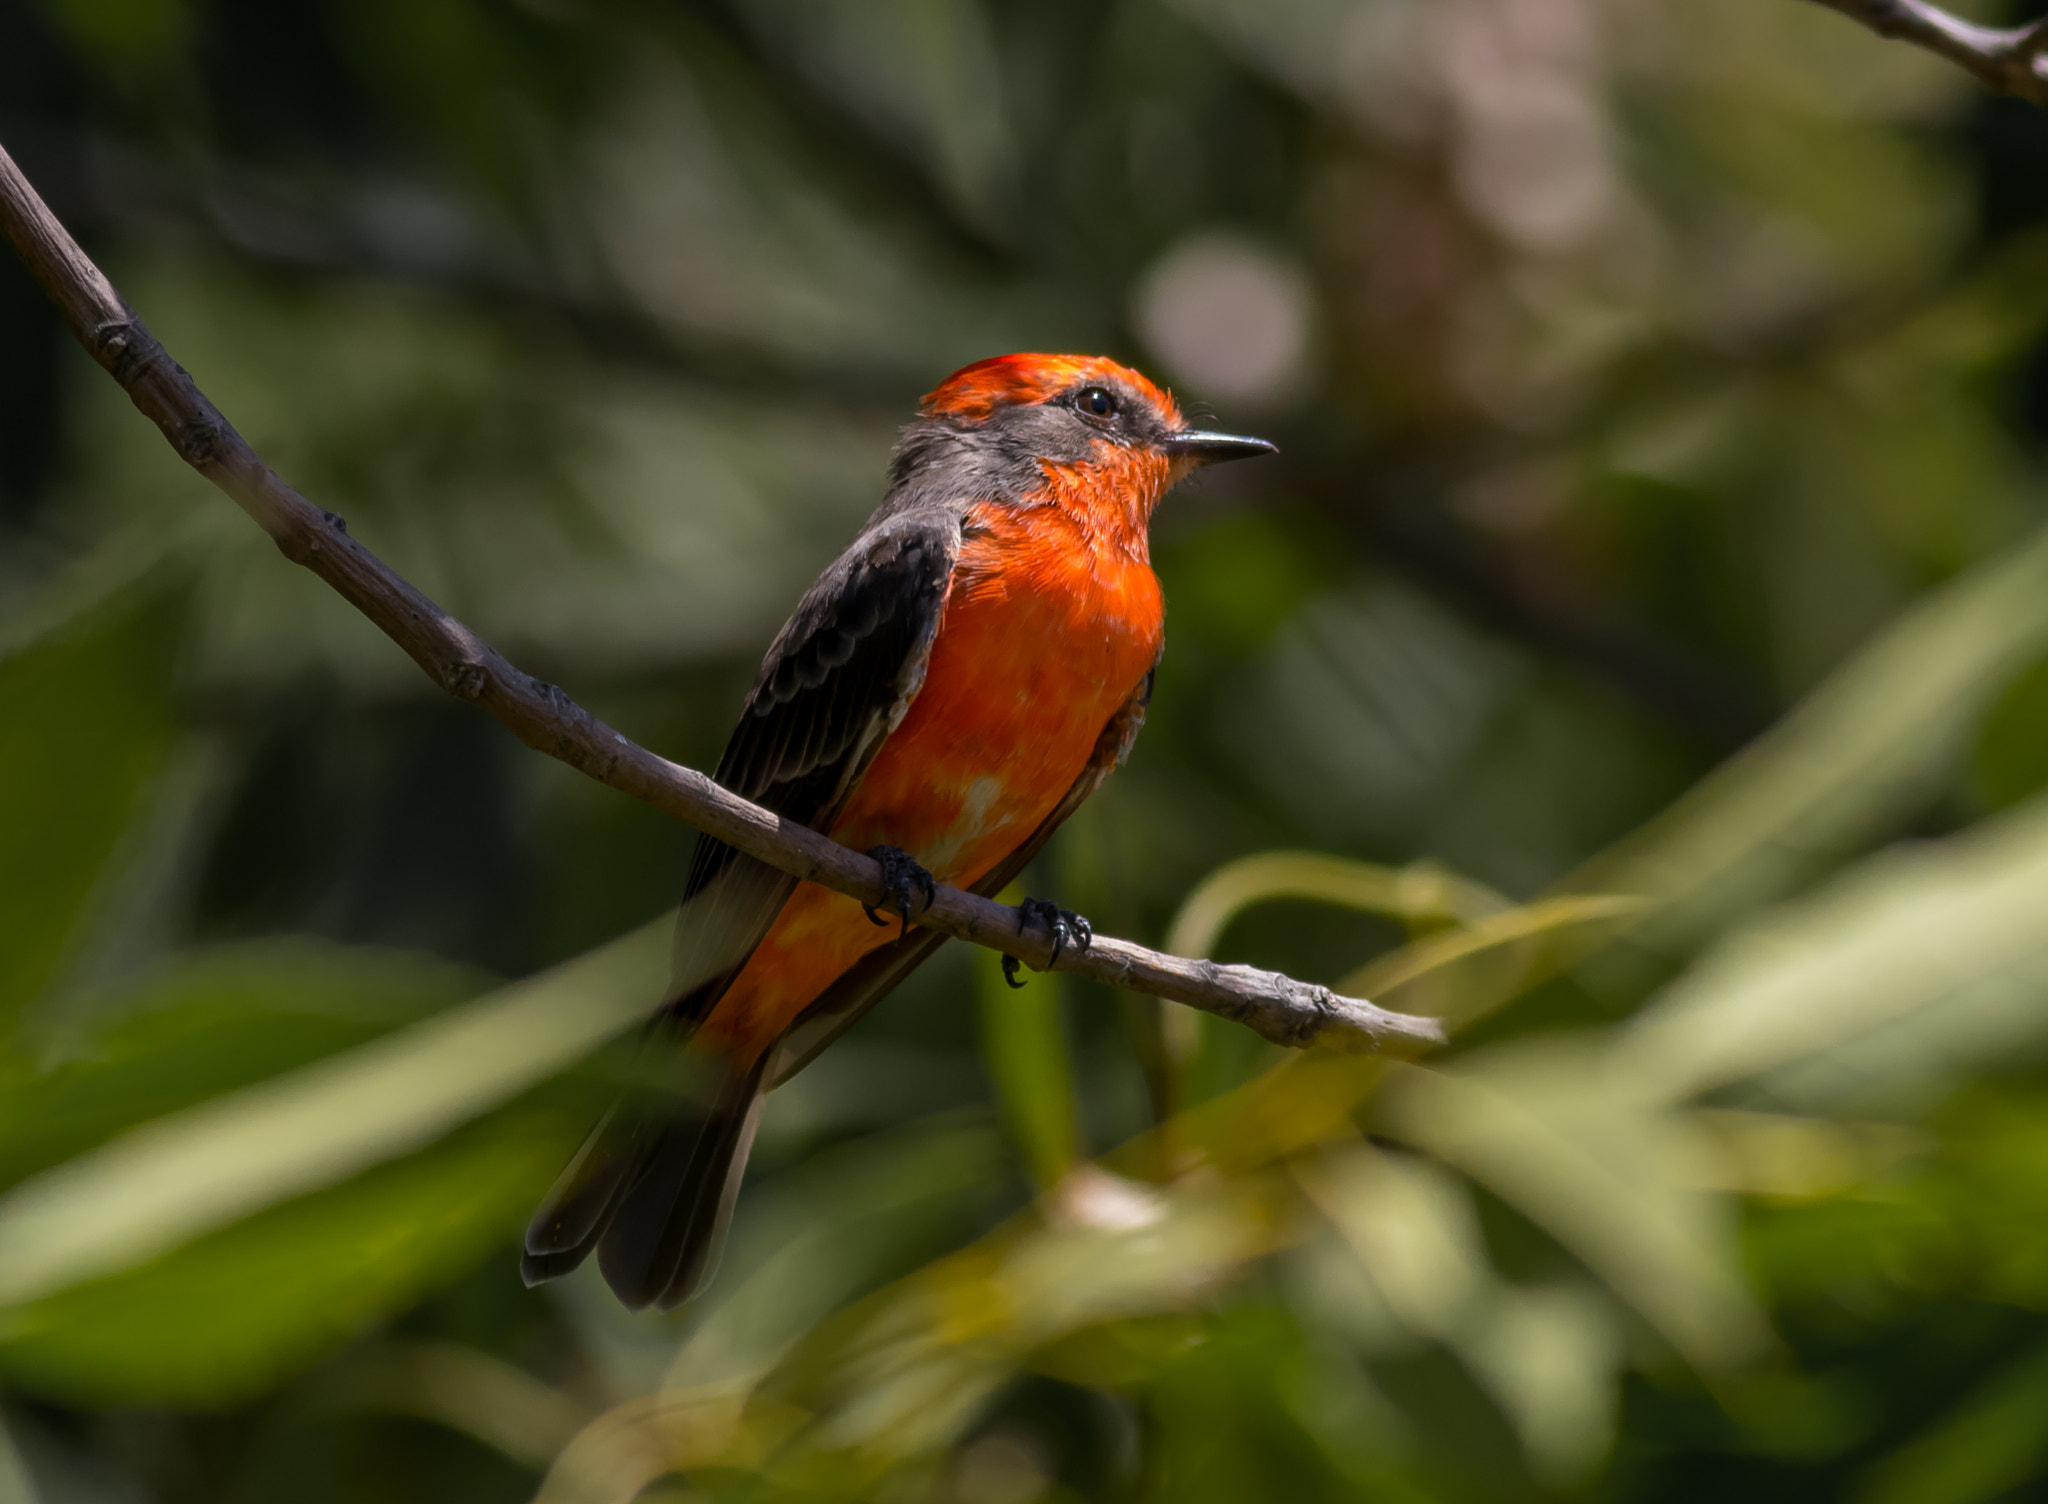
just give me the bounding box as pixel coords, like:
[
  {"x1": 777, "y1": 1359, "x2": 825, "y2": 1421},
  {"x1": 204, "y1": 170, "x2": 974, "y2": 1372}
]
[{"x1": 891, "y1": 353, "x2": 1275, "y2": 526}]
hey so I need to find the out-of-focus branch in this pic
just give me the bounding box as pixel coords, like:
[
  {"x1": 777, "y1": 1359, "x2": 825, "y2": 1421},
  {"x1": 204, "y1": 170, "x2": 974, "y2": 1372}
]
[
  {"x1": 1290, "y1": 450, "x2": 1776, "y2": 752},
  {"x1": 0, "y1": 120, "x2": 1785, "y2": 747},
  {"x1": 0, "y1": 110, "x2": 920, "y2": 412},
  {"x1": 0, "y1": 139, "x2": 1446, "y2": 1057},
  {"x1": 1806, "y1": 0, "x2": 2048, "y2": 107}
]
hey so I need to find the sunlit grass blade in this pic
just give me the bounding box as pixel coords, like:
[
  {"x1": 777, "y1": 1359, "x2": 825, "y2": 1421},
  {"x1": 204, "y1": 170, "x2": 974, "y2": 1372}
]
[
  {"x1": 756, "y1": 1173, "x2": 1294, "y2": 1472},
  {"x1": 536, "y1": 1389, "x2": 782, "y2": 1504},
  {"x1": 333, "y1": 1339, "x2": 589, "y2": 1472},
  {"x1": 1618, "y1": 791, "x2": 2048, "y2": 1108},
  {"x1": 1341, "y1": 894, "x2": 1645, "y2": 1029},
  {"x1": 1293, "y1": 1144, "x2": 1622, "y2": 1485},
  {"x1": 1164, "y1": 852, "x2": 1510, "y2": 962},
  {"x1": 1379, "y1": 1045, "x2": 1769, "y2": 1374}
]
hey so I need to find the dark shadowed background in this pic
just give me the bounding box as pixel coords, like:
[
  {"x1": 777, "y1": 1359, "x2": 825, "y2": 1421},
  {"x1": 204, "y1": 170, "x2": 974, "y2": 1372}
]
[{"x1": 9, "y1": 1, "x2": 2048, "y2": 1500}]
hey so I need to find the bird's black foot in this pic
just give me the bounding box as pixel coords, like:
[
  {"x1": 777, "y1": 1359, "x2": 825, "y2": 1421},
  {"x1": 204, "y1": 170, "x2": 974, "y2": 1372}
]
[
  {"x1": 1004, "y1": 897, "x2": 1093, "y2": 987},
  {"x1": 863, "y1": 845, "x2": 937, "y2": 938}
]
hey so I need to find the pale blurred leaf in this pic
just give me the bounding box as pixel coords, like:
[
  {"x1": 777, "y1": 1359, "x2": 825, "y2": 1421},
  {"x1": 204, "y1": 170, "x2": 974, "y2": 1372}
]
[
  {"x1": 1380, "y1": 1043, "x2": 1767, "y2": 1372},
  {"x1": 1619, "y1": 794, "x2": 2048, "y2": 1109},
  {"x1": 334, "y1": 1339, "x2": 589, "y2": 1471},
  {"x1": 0, "y1": 1409, "x2": 33, "y2": 1504},
  {"x1": 1295, "y1": 1144, "x2": 1621, "y2": 1482},
  {"x1": 1294, "y1": 1144, "x2": 1491, "y2": 1347},
  {"x1": 1456, "y1": 1280, "x2": 1619, "y2": 1485},
  {"x1": 537, "y1": 1389, "x2": 773, "y2": 1504},
  {"x1": 667, "y1": 1121, "x2": 1003, "y2": 1393},
  {"x1": 1684, "y1": 1109, "x2": 1928, "y2": 1199}
]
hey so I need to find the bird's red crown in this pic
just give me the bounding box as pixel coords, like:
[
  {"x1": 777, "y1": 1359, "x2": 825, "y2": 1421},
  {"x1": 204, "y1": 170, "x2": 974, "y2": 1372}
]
[{"x1": 921, "y1": 353, "x2": 1182, "y2": 427}]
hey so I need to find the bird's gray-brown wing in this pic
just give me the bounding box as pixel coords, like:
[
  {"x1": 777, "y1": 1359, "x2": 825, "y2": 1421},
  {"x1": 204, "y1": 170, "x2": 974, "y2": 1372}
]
[
  {"x1": 763, "y1": 661, "x2": 1159, "y2": 1088},
  {"x1": 663, "y1": 510, "x2": 963, "y2": 1024}
]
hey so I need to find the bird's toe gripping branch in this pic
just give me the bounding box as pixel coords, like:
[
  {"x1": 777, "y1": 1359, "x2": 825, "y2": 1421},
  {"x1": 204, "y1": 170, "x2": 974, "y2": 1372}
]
[
  {"x1": 1005, "y1": 897, "x2": 1093, "y2": 988},
  {"x1": 863, "y1": 845, "x2": 939, "y2": 938}
]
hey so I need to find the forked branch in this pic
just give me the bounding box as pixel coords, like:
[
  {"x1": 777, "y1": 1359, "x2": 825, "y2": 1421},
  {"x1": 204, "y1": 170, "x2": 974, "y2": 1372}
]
[
  {"x1": 0, "y1": 140, "x2": 1445, "y2": 1056},
  {"x1": 1805, "y1": 0, "x2": 2048, "y2": 106}
]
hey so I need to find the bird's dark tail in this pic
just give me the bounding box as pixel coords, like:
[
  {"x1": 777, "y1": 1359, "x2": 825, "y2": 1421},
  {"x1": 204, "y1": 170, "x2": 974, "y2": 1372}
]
[{"x1": 521, "y1": 1054, "x2": 768, "y2": 1311}]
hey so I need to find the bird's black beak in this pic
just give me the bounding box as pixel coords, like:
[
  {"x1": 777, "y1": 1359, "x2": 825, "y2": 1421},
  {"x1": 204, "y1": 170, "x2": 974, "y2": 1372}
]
[{"x1": 1165, "y1": 429, "x2": 1279, "y2": 464}]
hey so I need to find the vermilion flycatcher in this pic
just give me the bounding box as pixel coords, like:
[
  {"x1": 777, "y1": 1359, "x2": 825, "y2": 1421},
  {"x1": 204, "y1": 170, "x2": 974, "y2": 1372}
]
[{"x1": 522, "y1": 353, "x2": 1274, "y2": 1309}]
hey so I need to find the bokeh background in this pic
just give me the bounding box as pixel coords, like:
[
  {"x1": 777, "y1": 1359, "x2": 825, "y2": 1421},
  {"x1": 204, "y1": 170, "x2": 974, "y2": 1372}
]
[{"x1": 9, "y1": 0, "x2": 2048, "y2": 1499}]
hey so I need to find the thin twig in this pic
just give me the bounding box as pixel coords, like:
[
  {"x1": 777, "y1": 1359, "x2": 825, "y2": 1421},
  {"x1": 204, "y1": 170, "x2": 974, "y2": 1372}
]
[
  {"x1": 1805, "y1": 0, "x2": 2048, "y2": 106},
  {"x1": 0, "y1": 140, "x2": 1446, "y2": 1056}
]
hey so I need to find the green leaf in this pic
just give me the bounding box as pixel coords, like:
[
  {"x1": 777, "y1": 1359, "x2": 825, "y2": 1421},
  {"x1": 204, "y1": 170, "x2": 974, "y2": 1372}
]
[
  {"x1": 1970, "y1": 652, "x2": 2048, "y2": 810},
  {"x1": 975, "y1": 936, "x2": 1077, "y2": 1191},
  {"x1": 1856, "y1": 1344, "x2": 2048, "y2": 1504},
  {"x1": 1566, "y1": 525, "x2": 2048, "y2": 955},
  {"x1": 0, "y1": 941, "x2": 486, "y2": 1190},
  {"x1": 0, "y1": 919, "x2": 669, "y2": 1310},
  {"x1": 0, "y1": 1110, "x2": 573, "y2": 1409},
  {"x1": 0, "y1": 594, "x2": 180, "y2": 1031}
]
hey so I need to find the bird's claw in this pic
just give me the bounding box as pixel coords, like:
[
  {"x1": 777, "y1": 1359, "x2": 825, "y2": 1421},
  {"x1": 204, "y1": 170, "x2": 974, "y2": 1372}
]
[
  {"x1": 1007, "y1": 897, "x2": 1092, "y2": 986},
  {"x1": 863, "y1": 845, "x2": 937, "y2": 938}
]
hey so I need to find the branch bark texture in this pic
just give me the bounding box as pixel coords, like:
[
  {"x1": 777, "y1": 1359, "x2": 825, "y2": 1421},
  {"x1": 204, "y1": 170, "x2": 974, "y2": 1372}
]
[
  {"x1": 0, "y1": 141, "x2": 1446, "y2": 1056},
  {"x1": 1807, "y1": 0, "x2": 2048, "y2": 106}
]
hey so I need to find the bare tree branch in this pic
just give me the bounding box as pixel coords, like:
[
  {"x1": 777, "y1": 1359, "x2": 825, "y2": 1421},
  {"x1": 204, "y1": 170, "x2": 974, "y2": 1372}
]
[
  {"x1": 0, "y1": 139, "x2": 1447, "y2": 1057},
  {"x1": 1806, "y1": 0, "x2": 2048, "y2": 106}
]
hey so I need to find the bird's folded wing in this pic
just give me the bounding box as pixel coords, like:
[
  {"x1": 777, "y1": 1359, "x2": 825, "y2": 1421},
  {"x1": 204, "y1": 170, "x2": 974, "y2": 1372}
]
[{"x1": 664, "y1": 509, "x2": 962, "y2": 1028}]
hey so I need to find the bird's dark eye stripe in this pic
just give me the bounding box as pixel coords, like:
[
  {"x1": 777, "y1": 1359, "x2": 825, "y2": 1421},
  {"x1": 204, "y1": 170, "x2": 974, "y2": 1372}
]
[{"x1": 1076, "y1": 386, "x2": 1117, "y2": 419}]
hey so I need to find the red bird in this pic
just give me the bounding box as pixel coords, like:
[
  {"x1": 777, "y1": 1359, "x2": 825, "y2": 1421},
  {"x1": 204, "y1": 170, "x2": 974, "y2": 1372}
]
[{"x1": 523, "y1": 353, "x2": 1274, "y2": 1309}]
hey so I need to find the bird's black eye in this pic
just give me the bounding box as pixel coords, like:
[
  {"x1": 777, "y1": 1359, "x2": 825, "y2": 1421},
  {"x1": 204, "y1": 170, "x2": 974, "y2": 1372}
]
[{"x1": 1077, "y1": 386, "x2": 1118, "y2": 420}]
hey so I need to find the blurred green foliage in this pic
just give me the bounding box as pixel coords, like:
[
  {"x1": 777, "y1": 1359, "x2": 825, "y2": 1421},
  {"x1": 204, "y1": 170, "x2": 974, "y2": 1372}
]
[{"x1": 9, "y1": 0, "x2": 2048, "y2": 1500}]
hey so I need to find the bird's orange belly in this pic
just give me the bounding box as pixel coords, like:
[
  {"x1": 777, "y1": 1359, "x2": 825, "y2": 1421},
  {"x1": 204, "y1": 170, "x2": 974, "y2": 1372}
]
[{"x1": 698, "y1": 505, "x2": 1163, "y2": 1065}]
